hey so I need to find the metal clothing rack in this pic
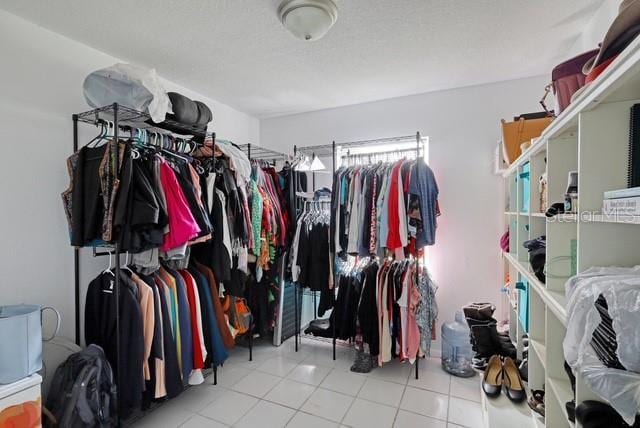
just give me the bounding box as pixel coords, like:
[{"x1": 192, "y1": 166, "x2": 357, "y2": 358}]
[
  {"x1": 292, "y1": 133, "x2": 427, "y2": 380},
  {"x1": 290, "y1": 142, "x2": 338, "y2": 357},
  {"x1": 240, "y1": 143, "x2": 288, "y2": 164},
  {"x1": 72, "y1": 103, "x2": 215, "y2": 427},
  {"x1": 237, "y1": 142, "x2": 288, "y2": 352}
]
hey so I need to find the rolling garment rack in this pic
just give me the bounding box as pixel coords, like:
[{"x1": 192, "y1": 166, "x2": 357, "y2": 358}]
[
  {"x1": 72, "y1": 103, "x2": 218, "y2": 426},
  {"x1": 291, "y1": 142, "x2": 338, "y2": 357},
  {"x1": 239, "y1": 144, "x2": 302, "y2": 348},
  {"x1": 292, "y1": 133, "x2": 427, "y2": 380},
  {"x1": 238, "y1": 143, "x2": 289, "y2": 350}
]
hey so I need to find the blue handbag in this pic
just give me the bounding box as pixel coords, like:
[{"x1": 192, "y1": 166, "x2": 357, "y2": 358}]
[{"x1": 0, "y1": 305, "x2": 59, "y2": 384}]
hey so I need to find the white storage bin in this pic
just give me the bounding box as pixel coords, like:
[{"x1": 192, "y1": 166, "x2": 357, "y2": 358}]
[{"x1": 0, "y1": 374, "x2": 42, "y2": 428}]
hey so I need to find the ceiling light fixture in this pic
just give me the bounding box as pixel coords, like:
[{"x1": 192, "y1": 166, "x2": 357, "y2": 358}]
[{"x1": 278, "y1": 0, "x2": 338, "y2": 41}]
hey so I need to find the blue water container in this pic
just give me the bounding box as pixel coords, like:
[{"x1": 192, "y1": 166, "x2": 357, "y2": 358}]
[{"x1": 441, "y1": 311, "x2": 475, "y2": 377}]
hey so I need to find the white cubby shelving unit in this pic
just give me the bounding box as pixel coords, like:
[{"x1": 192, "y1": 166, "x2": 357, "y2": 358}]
[{"x1": 485, "y1": 36, "x2": 640, "y2": 428}]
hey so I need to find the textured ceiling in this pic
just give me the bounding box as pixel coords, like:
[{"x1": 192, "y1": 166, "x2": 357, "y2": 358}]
[{"x1": 1, "y1": 0, "x2": 604, "y2": 118}]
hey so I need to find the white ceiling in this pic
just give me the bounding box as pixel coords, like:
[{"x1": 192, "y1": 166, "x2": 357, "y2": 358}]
[{"x1": 1, "y1": 0, "x2": 604, "y2": 118}]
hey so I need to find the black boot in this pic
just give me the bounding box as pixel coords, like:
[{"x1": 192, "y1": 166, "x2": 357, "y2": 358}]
[{"x1": 465, "y1": 317, "x2": 502, "y2": 357}]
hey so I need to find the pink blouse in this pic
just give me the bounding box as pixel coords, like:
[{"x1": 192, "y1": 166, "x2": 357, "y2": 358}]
[{"x1": 159, "y1": 161, "x2": 200, "y2": 251}]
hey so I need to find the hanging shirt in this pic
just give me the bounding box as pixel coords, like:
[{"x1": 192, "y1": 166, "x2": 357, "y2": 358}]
[
  {"x1": 131, "y1": 273, "x2": 155, "y2": 381},
  {"x1": 387, "y1": 161, "x2": 406, "y2": 251},
  {"x1": 347, "y1": 169, "x2": 361, "y2": 254},
  {"x1": 409, "y1": 161, "x2": 439, "y2": 247},
  {"x1": 179, "y1": 271, "x2": 207, "y2": 375},
  {"x1": 160, "y1": 161, "x2": 200, "y2": 252}
]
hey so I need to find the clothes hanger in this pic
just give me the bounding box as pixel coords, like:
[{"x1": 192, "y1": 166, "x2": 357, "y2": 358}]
[
  {"x1": 103, "y1": 250, "x2": 114, "y2": 276},
  {"x1": 86, "y1": 121, "x2": 107, "y2": 147},
  {"x1": 120, "y1": 251, "x2": 134, "y2": 274}
]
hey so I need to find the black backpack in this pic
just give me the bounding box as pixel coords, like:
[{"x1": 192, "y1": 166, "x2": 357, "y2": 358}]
[{"x1": 45, "y1": 344, "x2": 116, "y2": 427}]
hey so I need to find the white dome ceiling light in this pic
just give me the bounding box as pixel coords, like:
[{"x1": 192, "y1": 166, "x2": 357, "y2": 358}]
[{"x1": 278, "y1": 0, "x2": 338, "y2": 41}]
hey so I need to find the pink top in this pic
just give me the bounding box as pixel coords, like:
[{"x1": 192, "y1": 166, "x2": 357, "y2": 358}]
[
  {"x1": 159, "y1": 161, "x2": 200, "y2": 251},
  {"x1": 405, "y1": 266, "x2": 422, "y2": 363}
]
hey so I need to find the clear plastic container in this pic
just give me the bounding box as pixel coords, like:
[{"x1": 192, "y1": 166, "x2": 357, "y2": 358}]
[{"x1": 441, "y1": 310, "x2": 475, "y2": 377}]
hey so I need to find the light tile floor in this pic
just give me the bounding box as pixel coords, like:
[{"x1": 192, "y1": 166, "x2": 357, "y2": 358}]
[{"x1": 131, "y1": 337, "x2": 483, "y2": 428}]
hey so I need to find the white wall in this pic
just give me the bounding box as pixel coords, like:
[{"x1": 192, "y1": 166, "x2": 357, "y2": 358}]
[
  {"x1": 261, "y1": 75, "x2": 549, "y2": 344},
  {"x1": 568, "y1": 1, "x2": 618, "y2": 56},
  {"x1": 0, "y1": 10, "x2": 259, "y2": 341}
]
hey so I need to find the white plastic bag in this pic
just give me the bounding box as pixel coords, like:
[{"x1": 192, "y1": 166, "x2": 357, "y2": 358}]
[
  {"x1": 564, "y1": 267, "x2": 640, "y2": 424},
  {"x1": 83, "y1": 63, "x2": 171, "y2": 123},
  {"x1": 579, "y1": 348, "x2": 640, "y2": 425}
]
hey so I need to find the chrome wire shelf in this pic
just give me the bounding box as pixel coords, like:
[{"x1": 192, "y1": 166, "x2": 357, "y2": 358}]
[{"x1": 75, "y1": 104, "x2": 209, "y2": 140}]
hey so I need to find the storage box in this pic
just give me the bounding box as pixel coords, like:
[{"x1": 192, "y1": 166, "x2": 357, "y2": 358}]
[
  {"x1": 521, "y1": 162, "x2": 531, "y2": 214},
  {"x1": 0, "y1": 374, "x2": 41, "y2": 428},
  {"x1": 517, "y1": 280, "x2": 530, "y2": 333}
]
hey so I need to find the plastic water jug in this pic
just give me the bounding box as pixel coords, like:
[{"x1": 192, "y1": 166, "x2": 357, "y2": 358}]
[{"x1": 441, "y1": 310, "x2": 475, "y2": 377}]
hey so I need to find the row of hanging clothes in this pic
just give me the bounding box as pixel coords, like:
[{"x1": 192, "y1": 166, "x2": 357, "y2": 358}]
[
  {"x1": 290, "y1": 199, "x2": 333, "y2": 315},
  {"x1": 314, "y1": 146, "x2": 441, "y2": 373},
  {"x1": 329, "y1": 154, "x2": 440, "y2": 259},
  {"x1": 305, "y1": 256, "x2": 438, "y2": 368},
  {"x1": 62, "y1": 125, "x2": 261, "y2": 416},
  {"x1": 62, "y1": 124, "x2": 212, "y2": 254},
  {"x1": 242, "y1": 158, "x2": 291, "y2": 336},
  {"x1": 83, "y1": 255, "x2": 245, "y2": 418},
  {"x1": 191, "y1": 142, "x2": 292, "y2": 337}
]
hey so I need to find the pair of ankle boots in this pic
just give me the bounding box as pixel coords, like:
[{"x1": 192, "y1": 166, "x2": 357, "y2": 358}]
[{"x1": 463, "y1": 303, "x2": 516, "y2": 369}]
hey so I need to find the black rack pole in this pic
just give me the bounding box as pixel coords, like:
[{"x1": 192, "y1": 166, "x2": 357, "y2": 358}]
[
  {"x1": 249, "y1": 314, "x2": 253, "y2": 361},
  {"x1": 72, "y1": 114, "x2": 81, "y2": 346},
  {"x1": 311, "y1": 151, "x2": 318, "y2": 326},
  {"x1": 415, "y1": 131, "x2": 421, "y2": 380},
  {"x1": 331, "y1": 141, "x2": 337, "y2": 361},
  {"x1": 246, "y1": 142, "x2": 254, "y2": 362},
  {"x1": 112, "y1": 104, "x2": 123, "y2": 427},
  {"x1": 211, "y1": 134, "x2": 219, "y2": 385},
  {"x1": 293, "y1": 144, "x2": 299, "y2": 352}
]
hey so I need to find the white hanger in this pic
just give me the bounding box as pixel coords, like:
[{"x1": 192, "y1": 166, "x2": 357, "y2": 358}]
[
  {"x1": 103, "y1": 250, "x2": 114, "y2": 276},
  {"x1": 121, "y1": 251, "x2": 134, "y2": 274}
]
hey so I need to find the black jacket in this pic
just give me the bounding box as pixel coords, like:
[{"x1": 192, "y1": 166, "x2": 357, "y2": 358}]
[
  {"x1": 84, "y1": 271, "x2": 144, "y2": 418},
  {"x1": 114, "y1": 148, "x2": 164, "y2": 252}
]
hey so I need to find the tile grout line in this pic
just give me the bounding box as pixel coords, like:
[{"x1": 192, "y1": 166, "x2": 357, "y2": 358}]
[
  {"x1": 391, "y1": 374, "x2": 409, "y2": 427},
  {"x1": 337, "y1": 364, "x2": 376, "y2": 426},
  {"x1": 223, "y1": 373, "x2": 286, "y2": 427},
  {"x1": 446, "y1": 372, "x2": 452, "y2": 424}
]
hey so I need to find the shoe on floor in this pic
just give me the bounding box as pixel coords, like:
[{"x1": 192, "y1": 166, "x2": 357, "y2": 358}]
[
  {"x1": 482, "y1": 355, "x2": 503, "y2": 398},
  {"x1": 527, "y1": 390, "x2": 545, "y2": 417},
  {"x1": 502, "y1": 357, "x2": 526, "y2": 402},
  {"x1": 575, "y1": 400, "x2": 640, "y2": 428},
  {"x1": 472, "y1": 356, "x2": 488, "y2": 370}
]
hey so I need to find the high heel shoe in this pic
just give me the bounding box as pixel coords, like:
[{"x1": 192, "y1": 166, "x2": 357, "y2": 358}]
[
  {"x1": 502, "y1": 357, "x2": 526, "y2": 402},
  {"x1": 482, "y1": 355, "x2": 503, "y2": 398}
]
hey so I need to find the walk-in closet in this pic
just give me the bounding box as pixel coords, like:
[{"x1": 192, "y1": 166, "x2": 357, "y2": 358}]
[{"x1": 1, "y1": 1, "x2": 639, "y2": 427}]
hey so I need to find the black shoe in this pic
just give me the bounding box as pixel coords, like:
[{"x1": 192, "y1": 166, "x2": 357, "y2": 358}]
[
  {"x1": 482, "y1": 355, "x2": 503, "y2": 398},
  {"x1": 566, "y1": 400, "x2": 575, "y2": 423},
  {"x1": 463, "y1": 303, "x2": 496, "y2": 320},
  {"x1": 502, "y1": 357, "x2": 526, "y2": 402},
  {"x1": 519, "y1": 359, "x2": 528, "y2": 382},
  {"x1": 575, "y1": 400, "x2": 637, "y2": 428},
  {"x1": 466, "y1": 317, "x2": 502, "y2": 358},
  {"x1": 472, "y1": 356, "x2": 488, "y2": 370}
]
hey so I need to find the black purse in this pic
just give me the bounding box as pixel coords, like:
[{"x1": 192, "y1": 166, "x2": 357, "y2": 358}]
[{"x1": 523, "y1": 236, "x2": 546, "y2": 283}]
